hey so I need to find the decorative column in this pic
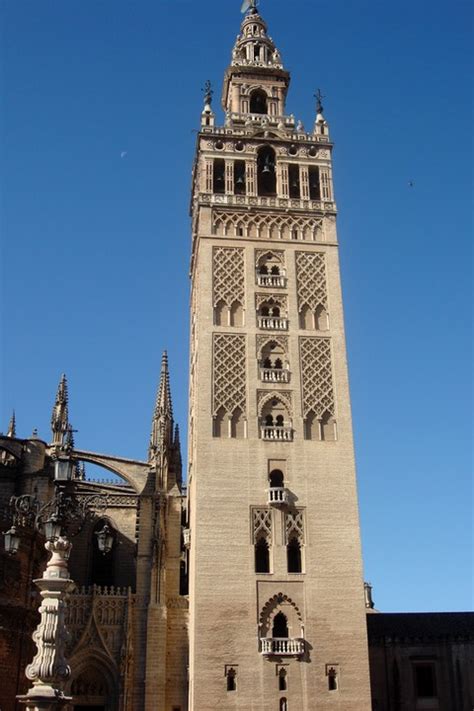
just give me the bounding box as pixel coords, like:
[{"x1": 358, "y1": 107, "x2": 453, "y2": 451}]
[{"x1": 18, "y1": 537, "x2": 75, "y2": 710}]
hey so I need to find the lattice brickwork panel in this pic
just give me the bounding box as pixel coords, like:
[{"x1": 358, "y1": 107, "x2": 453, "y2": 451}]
[
  {"x1": 299, "y1": 337, "x2": 335, "y2": 418},
  {"x1": 213, "y1": 247, "x2": 245, "y2": 307},
  {"x1": 253, "y1": 508, "x2": 272, "y2": 542},
  {"x1": 212, "y1": 334, "x2": 246, "y2": 416},
  {"x1": 295, "y1": 252, "x2": 328, "y2": 312},
  {"x1": 285, "y1": 510, "x2": 305, "y2": 543}
]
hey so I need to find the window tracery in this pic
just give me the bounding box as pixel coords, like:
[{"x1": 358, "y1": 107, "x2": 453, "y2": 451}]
[{"x1": 213, "y1": 210, "x2": 324, "y2": 242}]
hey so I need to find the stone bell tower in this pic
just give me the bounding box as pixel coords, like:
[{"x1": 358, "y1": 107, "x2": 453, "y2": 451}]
[{"x1": 187, "y1": 4, "x2": 371, "y2": 709}]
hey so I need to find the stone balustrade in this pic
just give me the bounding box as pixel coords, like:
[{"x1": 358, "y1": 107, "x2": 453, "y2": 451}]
[
  {"x1": 261, "y1": 426, "x2": 293, "y2": 442},
  {"x1": 258, "y1": 316, "x2": 288, "y2": 331},
  {"x1": 268, "y1": 487, "x2": 289, "y2": 505},
  {"x1": 201, "y1": 192, "x2": 336, "y2": 214},
  {"x1": 183, "y1": 528, "x2": 191, "y2": 548},
  {"x1": 256, "y1": 274, "x2": 286, "y2": 288},
  {"x1": 260, "y1": 638, "x2": 305, "y2": 656},
  {"x1": 260, "y1": 368, "x2": 290, "y2": 383}
]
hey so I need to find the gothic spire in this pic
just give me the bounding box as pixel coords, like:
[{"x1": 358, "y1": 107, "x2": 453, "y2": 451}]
[
  {"x1": 149, "y1": 352, "x2": 174, "y2": 460},
  {"x1": 51, "y1": 373, "x2": 69, "y2": 446},
  {"x1": 6, "y1": 411, "x2": 16, "y2": 438}
]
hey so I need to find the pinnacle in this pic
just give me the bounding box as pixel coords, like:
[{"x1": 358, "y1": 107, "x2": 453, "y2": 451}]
[{"x1": 7, "y1": 410, "x2": 16, "y2": 438}]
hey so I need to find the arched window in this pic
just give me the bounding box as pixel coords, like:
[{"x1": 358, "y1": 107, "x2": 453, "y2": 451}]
[
  {"x1": 315, "y1": 304, "x2": 328, "y2": 331},
  {"x1": 272, "y1": 612, "x2": 289, "y2": 638},
  {"x1": 230, "y1": 300, "x2": 243, "y2": 327},
  {"x1": 214, "y1": 300, "x2": 228, "y2": 326},
  {"x1": 270, "y1": 264, "x2": 280, "y2": 275},
  {"x1": 257, "y1": 146, "x2": 276, "y2": 196},
  {"x1": 299, "y1": 304, "x2": 314, "y2": 330},
  {"x1": 255, "y1": 537, "x2": 270, "y2": 573},
  {"x1": 260, "y1": 305, "x2": 270, "y2": 317},
  {"x1": 234, "y1": 160, "x2": 246, "y2": 195},
  {"x1": 265, "y1": 414, "x2": 274, "y2": 427},
  {"x1": 227, "y1": 668, "x2": 237, "y2": 691},
  {"x1": 231, "y1": 407, "x2": 245, "y2": 438},
  {"x1": 89, "y1": 519, "x2": 115, "y2": 588},
  {"x1": 309, "y1": 166, "x2": 321, "y2": 200},
  {"x1": 321, "y1": 412, "x2": 336, "y2": 441},
  {"x1": 274, "y1": 358, "x2": 283, "y2": 370},
  {"x1": 263, "y1": 357, "x2": 272, "y2": 369},
  {"x1": 250, "y1": 89, "x2": 268, "y2": 114},
  {"x1": 271, "y1": 305, "x2": 280, "y2": 317},
  {"x1": 278, "y1": 669, "x2": 287, "y2": 691},
  {"x1": 275, "y1": 414, "x2": 284, "y2": 427},
  {"x1": 269, "y1": 469, "x2": 284, "y2": 488},
  {"x1": 280, "y1": 698, "x2": 288, "y2": 711},
  {"x1": 259, "y1": 264, "x2": 269, "y2": 274},
  {"x1": 304, "y1": 410, "x2": 318, "y2": 440},
  {"x1": 287, "y1": 537, "x2": 302, "y2": 573},
  {"x1": 214, "y1": 406, "x2": 227, "y2": 438}
]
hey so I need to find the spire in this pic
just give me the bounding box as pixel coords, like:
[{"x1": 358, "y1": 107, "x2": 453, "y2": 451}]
[
  {"x1": 149, "y1": 352, "x2": 174, "y2": 460},
  {"x1": 51, "y1": 374, "x2": 69, "y2": 446},
  {"x1": 6, "y1": 411, "x2": 16, "y2": 438}
]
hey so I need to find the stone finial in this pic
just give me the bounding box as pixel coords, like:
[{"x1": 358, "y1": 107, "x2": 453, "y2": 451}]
[
  {"x1": 7, "y1": 410, "x2": 16, "y2": 438},
  {"x1": 201, "y1": 79, "x2": 215, "y2": 127},
  {"x1": 313, "y1": 89, "x2": 329, "y2": 136},
  {"x1": 51, "y1": 374, "x2": 69, "y2": 446}
]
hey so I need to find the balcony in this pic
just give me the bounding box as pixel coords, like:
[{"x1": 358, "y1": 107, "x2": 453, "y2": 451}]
[
  {"x1": 260, "y1": 368, "x2": 290, "y2": 383},
  {"x1": 256, "y1": 274, "x2": 286, "y2": 288},
  {"x1": 258, "y1": 316, "x2": 288, "y2": 331},
  {"x1": 260, "y1": 638, "x2": 305, "y2": 656},
  {"x1": 268, "y1": 487, "x2": 289, "y2": 506},
  {"x1": 183, "y1": 528, "x2": 190, "y2": 549},
  {"x1": 261, "y1": 426, "x2": 293, "y2": 442}
]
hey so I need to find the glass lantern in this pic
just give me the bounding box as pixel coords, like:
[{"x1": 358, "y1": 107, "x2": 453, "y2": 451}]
[
  {"x1": 54, "y1": 455, "x2": 73, "y2": 482},
  {"x1": 95, "y1": 524, "x2": 114, "y2": 555},
  {"x1": 43, "y1": 515, "x2": 62, "y2": 542},
  {"x1": 4, "y1": 525, "x2": 21, "y2": 555}
]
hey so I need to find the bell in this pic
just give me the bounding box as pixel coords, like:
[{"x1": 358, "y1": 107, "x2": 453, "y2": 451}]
[
  {"x1": 236, "y1": 175, "x2": 245, "y2": 186},
  {"x1": 262, "y1": 164, "x2": 271, "y2": 174},
  {"x1": 291, "y1": 178, "x2": 299, "y2": 189}
]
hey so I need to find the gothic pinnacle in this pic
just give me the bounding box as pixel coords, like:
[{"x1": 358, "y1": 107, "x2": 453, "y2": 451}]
[
  {"x1": 7, "y1": 410, "x2": 16, "y2": 438},
  {"x1": 149, "y1": 351, "x2": 174, "y2": 460},
  {"x1": 51, "y1": 373, "x2": 69, "y2": 446}
]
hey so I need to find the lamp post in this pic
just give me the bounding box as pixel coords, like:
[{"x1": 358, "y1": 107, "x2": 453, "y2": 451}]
[{"x1": 3, "y1": 452, "x2": 110, "y2": 710}]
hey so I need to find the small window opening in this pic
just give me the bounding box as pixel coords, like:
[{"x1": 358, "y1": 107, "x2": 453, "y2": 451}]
[
  {"x1": 275, "y1": 415, "x2": 284, "y2": 427},
  {"x1": 250, "y1": 89, "x2": 268, "y2": 114},
  {"x1": 414, "y1": 663, "x2": 437, "y2": 698},
  {"x1": 309, "y1": 167, "x2": 321, "y2": 200},
  {"x1": 280, "y1": 699, "x2": 288, "y2": 711},
  {"x1": 272, "y1": 612, "x2": 289, "y2": 638},
  {"x1": 328, "y1": 667, "x2": 338, "y2": 691},
  {"x1": 237, "y1": 227, "x2": 243, "y2": 236},
  {"x1": 269, "y1": 469, "x2": 284, "y2": 487},
  {"x1": 288, "y1": 165, "x2": 300, "y2": 199},
  {"x1": 270, "y1": 264, "x2": 280, "y2": 275},
  {"x1": 263, "y1": 357, "x2": 272, "y2": 369},
  {"x1": 255, "y1": 537, "x2": 270, "y2": 573},
  {"x1": 257, "y1": 146, "x2": 276, "y2": 196},
  {"x1": 265, "y1": 414, "x2": 274, "y2": 427},
  {"x1": 259, "y1": 264, "x2": 269, "y2": 274},
  {"x1": 213, "y1": 159, "x2": 225, "y2": 194},
  {"x1": 271, "y1": 306, "x2": 280, "y2": 317},
  {"x1": 287, "y1": 537, "x2": 302, "y2": 573},
  {"x1": 234, "y1": 160, "x2": 246, "y2": 195},
  {"x1": 179, "y1": 559, "x2": 188, "y2": 595},
  {"x1": 227, "y1": 668, "x2": 237, "y2": 692},
  {"x1": 278, "y1": 669, "x2": 287, "y2": 691},
  {"x1": 274, "y1": 358, "x2": 283, "y2": 369}
]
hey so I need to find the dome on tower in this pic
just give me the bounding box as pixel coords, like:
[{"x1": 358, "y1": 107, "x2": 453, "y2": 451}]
[{"x1": 231, "y1": 7, "x2": 284, "y2": 70}]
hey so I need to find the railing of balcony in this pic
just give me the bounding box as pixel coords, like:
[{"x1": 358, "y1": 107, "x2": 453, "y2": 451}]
[
  {"x1": 256, "y1": 274, "x2": 286, "y2": 288},
  {"x1": 260, "y1": 368, "x2": 290, "y2": 383},
  {"x1": 258, "y1": 316, "x2": 288, "y2": 330},
  {"x1": 261, "y1": 426, "x2": 293, "y2": 442},
  {"x1": 268, "y1": 487, "x2": 289, "y2": 505},
  {"x1": 260, "y1": 638, "x2": 305, "y2": 656}
]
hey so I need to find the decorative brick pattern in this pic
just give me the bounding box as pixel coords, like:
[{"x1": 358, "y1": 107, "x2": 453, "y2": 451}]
[
  {"x1": 213, "y1": 247, "x2": 245, "y2": 307},
  {"x1": 212, "y1": 334, "x2": 246, "y2": 415},
  {"x1": 299, "y1": 337, "x2": 335, "y2": 418},
  {"x1": 295, "y1": 252, "x2": 328, "y2": 312}
]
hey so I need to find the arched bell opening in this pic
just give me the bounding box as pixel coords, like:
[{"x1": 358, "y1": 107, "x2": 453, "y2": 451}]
[
  {"x1": 257, "y1": 146, "x2": 276, "y2": 196},
  {"x1": 250, "y1": 88, "x2": 268, "y2": 114}
]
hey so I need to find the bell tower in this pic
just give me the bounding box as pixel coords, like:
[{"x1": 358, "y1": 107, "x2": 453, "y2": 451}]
[{"x1": 187, "y1": 3, "x2": 371, "y2": 709}]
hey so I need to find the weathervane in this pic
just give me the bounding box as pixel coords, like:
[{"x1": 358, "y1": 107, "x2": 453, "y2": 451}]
[
  {"x1": 314, "y1": 88, "x2": 325, "y2": 114},
  {"x1": 202, "y1": 80, "x2": 213, "y2": 106}
]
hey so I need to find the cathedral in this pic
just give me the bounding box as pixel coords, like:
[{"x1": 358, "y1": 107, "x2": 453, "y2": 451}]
[{"x1": 0, "y1": 4, "x2": 472, "y2": 711}]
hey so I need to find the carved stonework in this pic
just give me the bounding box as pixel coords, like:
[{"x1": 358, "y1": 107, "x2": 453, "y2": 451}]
[
  {"x1": 213, "y1": 247, "x2": 245, "y2": 307},
  {"x1": 212, "y1": 334, "x2": 247, "y2": 417},
  {"x1": 299, "y1": 337, "x2": 335, "y2": 418}
]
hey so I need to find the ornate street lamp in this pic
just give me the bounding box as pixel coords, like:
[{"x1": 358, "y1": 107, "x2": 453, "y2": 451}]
[
  {"x1": 95, "y1": 523, "x2": 114, "y2": 555},
  {"x1": 2, "y1": 452, "x2": 111, "y2": 710}
]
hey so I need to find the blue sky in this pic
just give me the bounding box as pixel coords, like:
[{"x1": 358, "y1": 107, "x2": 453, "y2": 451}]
[{"x1": 1, "y1": 0, "x2": 472, "y2": 613}]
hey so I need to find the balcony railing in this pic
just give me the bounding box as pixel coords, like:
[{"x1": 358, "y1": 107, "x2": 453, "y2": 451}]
[
  {"x1": 256, "y1": 274, "x2": 286, "y2": 288},
  {"x1": 268, "y1": 487, "x2": 289, "y2": 505},
  {"x1": 261, "y1": 426, "x2": 293, "y2": 442},
  {"x1": 260, "y1": 368, "x2": 290, "y2": 383},
  {"x1": 258, "y1": 316, "x2": 288, "y2": 331},
  {"x1": 260, "y1": 638, "x2": 305, "y2": 656}
]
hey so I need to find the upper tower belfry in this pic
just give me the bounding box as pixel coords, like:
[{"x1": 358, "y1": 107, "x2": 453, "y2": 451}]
[{"x1": 222, "y1": 4, "x2": 291, "y2": 122}]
